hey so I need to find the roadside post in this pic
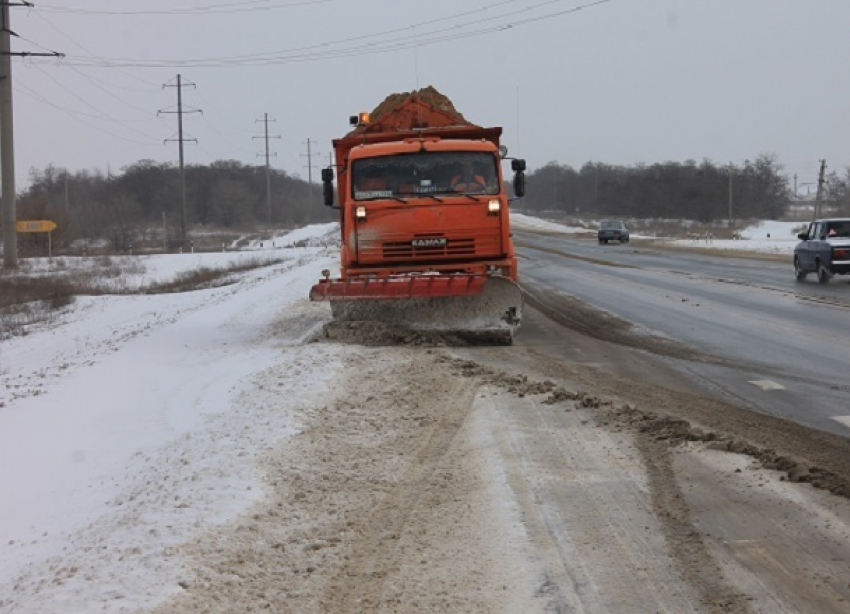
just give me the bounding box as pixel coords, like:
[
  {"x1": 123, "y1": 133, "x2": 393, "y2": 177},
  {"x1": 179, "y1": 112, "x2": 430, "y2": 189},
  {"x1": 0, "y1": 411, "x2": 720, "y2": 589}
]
[{"x1": 15, "y1": 220, "x2": 57, "y2": 257}]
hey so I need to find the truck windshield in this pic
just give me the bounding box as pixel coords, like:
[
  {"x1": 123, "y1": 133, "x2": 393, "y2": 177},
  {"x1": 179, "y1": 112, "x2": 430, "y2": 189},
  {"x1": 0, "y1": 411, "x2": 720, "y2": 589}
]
[{"x1": 352, "y1": 152, "x2": 499, "y2": 201}]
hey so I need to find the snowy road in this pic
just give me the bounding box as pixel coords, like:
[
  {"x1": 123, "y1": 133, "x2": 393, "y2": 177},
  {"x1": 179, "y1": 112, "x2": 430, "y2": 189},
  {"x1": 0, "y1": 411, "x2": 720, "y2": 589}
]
[{"x1": 3, "y1": 219, "x2": 850, "y2": 613}]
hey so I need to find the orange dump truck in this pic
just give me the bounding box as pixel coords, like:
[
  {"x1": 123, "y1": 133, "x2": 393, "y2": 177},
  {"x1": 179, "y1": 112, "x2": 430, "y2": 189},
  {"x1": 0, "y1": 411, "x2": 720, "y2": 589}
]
[{"x1": 309, "y1": 87, "x2": 525, "y2": 343}]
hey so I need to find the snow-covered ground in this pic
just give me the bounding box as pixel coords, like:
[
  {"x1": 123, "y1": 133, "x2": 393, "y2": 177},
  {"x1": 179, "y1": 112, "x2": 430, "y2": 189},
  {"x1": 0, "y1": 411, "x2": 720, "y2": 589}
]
[
  {"x1": 666, "y1": 219, "x2": 802, "y2": 255},
  {"x1": 0, "y1": 225, "x2": 341, "y2": 613},
  {"x1": 510, "y1": 212, "x2": 803, "y2": 255},
  {"x1": 0, "y1": 213, "x2": 805, "y2": 612}
]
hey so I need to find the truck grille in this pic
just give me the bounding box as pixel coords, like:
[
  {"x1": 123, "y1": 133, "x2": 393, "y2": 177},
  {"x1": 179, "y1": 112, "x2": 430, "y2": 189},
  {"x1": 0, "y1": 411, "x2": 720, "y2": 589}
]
[{"x1": 382, "y1": 236, "x2": 475, "y2": 259}]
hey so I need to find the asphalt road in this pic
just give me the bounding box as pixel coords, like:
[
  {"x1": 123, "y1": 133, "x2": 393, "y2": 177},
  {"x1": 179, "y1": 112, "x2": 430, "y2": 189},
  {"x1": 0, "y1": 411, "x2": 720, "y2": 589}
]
[{"x1": 514, "y1": 229, "x2": 850, "y2": 438}]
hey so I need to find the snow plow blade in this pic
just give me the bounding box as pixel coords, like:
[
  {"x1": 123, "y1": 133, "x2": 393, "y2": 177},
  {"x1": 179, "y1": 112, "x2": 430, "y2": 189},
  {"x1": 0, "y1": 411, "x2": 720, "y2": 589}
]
[{"x1": 310, "y1": 275, "x2": 522, "y2": 345}]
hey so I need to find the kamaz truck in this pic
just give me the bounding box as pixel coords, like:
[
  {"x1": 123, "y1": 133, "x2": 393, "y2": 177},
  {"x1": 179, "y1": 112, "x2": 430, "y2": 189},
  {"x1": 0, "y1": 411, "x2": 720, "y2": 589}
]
[{"x1": 310, "y1": 87, "x2": 525, "y2": 344}]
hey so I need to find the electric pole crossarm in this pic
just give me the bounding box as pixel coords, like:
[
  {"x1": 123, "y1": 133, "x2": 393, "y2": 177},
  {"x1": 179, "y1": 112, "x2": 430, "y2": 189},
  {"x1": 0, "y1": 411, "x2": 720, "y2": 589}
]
[
  {"x1": 1, "y1": 51, "x2": 63, "y2": 57},
  {"x1": 158, "y1": 109, "x2": 202, "y2": 115},
  {"x1": 1, "y1": 12, "x2": 64, "y2": 57}
]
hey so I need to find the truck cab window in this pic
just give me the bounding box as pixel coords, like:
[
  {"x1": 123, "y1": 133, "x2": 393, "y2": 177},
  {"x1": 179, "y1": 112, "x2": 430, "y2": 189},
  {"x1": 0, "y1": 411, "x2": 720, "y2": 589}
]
[{"x1": 352, "y1": 152, "x2": 499, "y2": 201}]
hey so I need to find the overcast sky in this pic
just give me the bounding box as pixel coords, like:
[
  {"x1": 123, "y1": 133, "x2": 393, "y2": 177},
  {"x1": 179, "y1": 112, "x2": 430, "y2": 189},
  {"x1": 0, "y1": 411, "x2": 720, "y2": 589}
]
[{"x1": 10, "y1": 0, "x2": 850, "y2": 193}]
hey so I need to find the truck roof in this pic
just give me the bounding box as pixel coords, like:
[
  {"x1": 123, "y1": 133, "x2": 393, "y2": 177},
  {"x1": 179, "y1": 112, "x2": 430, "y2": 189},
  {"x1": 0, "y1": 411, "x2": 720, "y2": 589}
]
[{"x1": 347, "y1": 137, "x2": 499, "y2": 161}]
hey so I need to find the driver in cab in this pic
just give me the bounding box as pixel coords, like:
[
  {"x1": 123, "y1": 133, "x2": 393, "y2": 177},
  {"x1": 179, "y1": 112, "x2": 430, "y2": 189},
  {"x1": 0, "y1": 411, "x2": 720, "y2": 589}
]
[
  {"x1": 355, "y1": 165, "x2": 388, "y2": 192},
  {"x1": 451, "y1": 161, "x2": 487, "y2": 193}
]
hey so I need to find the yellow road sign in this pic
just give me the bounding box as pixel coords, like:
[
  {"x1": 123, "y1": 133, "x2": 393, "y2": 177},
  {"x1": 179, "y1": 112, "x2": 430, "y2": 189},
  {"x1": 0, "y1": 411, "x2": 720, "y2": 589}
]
[{"x1": 16, "y1": 220, "x2": 57, "y2": 233}]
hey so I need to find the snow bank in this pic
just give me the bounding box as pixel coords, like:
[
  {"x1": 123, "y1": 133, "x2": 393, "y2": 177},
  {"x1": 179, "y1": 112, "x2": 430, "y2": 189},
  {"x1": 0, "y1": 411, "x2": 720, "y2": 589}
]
[{"x1": 0, "y1": 223, "x2": 340, "y2": 613}]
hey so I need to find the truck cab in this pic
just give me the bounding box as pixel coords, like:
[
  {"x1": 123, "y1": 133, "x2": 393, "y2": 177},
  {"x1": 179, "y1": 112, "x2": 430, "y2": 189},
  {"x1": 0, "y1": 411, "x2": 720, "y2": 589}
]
[{"x1": 334, "y1": 137, "x2": 516, "y2": 280}]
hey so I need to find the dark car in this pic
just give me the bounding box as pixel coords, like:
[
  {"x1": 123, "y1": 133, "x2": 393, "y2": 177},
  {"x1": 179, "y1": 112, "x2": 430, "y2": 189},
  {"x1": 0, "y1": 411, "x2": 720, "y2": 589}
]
[
  {"x1": 598, "y1": 220, "x2": 630, "y2": 244},
  {"x1": 793, "y1": 218, "x2": 850, "y2": 283}
]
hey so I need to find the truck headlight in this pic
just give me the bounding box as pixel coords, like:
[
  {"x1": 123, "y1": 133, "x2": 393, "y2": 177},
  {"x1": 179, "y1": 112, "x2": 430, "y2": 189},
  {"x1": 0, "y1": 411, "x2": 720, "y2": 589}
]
[
  {"x1": 355, "y1": 206, "x2": 367, "y2": 220},
  {"x1": 488, "y1": 200, "x2": 500, "y2": 214}
]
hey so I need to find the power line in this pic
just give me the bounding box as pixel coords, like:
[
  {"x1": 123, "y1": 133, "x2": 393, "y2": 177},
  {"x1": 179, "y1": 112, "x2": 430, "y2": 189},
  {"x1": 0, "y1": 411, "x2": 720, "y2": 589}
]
[
  {"x1": 63, "y1": 1, "x2": 523, "y2": 64},
  {"x1": 61, "y1": 64, "x2": 162, "y2": 117},
  {"x1": 30, "y1": 12, "x2": 159, "y2": 89},
  {"x1": 35, "y1": 0, "x2": 338, "y2": 16},
  {"x1": 14, "y1": 79, "x2": 163, "y2": 145},
  {"x1": 60, "y1": 0, "x2": 520, "y2": 66},
  {"x1": 42, "y1": 0, "x2": 613, "y2": 68},
  {"x1": 201, "y1": 115, "x2": 256, "y2": 157},
  {"x1": 26, "y1": 63, "x2": 160, "y2": 138}
]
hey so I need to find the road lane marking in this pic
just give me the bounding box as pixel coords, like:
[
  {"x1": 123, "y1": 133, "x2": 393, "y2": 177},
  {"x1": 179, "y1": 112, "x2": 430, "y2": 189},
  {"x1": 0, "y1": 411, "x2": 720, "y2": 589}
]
[
  {"x1": 831, "y1": 416, "x2": 850, "y2": 429},
  {"x1": 748, "y1": 380, "x2": 785, "y2": 391}
]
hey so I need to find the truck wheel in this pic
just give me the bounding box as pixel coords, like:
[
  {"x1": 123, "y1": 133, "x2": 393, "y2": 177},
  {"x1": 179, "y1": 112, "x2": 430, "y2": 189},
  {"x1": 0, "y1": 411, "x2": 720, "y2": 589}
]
[
  {"x1": 794, "y1": 257, "x2": 807, "y2": 281},
  {"x1": 817, "y1": 261, "x2": 832, "y2": 284}
]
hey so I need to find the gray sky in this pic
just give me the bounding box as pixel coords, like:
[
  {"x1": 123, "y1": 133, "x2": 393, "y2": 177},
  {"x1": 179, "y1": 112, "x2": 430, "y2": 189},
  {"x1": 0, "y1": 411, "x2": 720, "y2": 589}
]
[{"x1": 10, "y1": 0, "x2": 850, "y2": 193}]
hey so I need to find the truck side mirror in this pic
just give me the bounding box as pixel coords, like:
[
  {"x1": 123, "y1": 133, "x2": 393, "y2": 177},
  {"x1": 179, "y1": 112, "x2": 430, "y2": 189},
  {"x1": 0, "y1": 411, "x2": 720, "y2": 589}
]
[
  {"x1": 797, "y1": 232, "x2": 808, "y2": 240},
  {"x1": 322, "y1": 168, "x2": 335, "y2": 207},
  {"x1": 511, "y1": 159, "x2": 526, "y2": 172},
  {"x1": 513, "y1": 171, "x2": 526, "y2": 198}
]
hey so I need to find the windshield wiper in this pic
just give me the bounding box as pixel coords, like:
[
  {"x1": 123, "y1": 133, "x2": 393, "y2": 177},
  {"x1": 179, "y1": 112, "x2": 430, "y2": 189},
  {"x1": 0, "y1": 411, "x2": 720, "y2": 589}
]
[{"x1": 421, "y1": 195, "x2": 444, "y2": 202}]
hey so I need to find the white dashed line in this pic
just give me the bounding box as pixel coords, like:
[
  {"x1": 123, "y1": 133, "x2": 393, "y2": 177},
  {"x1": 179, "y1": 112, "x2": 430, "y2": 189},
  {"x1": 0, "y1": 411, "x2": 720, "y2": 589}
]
[{"x1": 748, "y1": 379, "x2": 785, "y2": 391}]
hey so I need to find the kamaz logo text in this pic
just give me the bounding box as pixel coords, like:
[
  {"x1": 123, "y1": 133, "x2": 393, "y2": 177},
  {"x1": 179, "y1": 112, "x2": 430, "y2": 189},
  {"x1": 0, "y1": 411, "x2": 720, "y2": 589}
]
[{"x1": 412, "y1": 238, "x2": 447, "y2": 248}]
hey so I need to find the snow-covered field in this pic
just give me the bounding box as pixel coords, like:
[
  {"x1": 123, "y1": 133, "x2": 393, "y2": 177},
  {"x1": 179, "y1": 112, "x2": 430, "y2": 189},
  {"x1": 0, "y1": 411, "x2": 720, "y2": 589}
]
[
  {"x1": 0, "y1": 213, "x2": 803, "y2": 612},
  {"x1": 510, "y1": 212, "x2": 803, "y2": 256}
]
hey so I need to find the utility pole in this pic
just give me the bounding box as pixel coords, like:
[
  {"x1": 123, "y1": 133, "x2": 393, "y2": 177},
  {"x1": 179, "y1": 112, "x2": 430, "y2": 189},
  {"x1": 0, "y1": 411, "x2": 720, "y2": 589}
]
[
  {"x1": 1, "y1": 1, "x2": 62, "y2": 269},
  {"x1": 813, "y1": 159, "x2": 827, "y2": 221},
  {"x1": 793, "y1": 173, "x2": 798, "y2": 199},
  {"x1": 301, "y1": 138, "x2": 319, "y2": 185},
  {"x1": 0, "y1": 1, "x2": 16, "y2": 269},
  {"x1": 728, "y1": 162, "x2": 734, "y2": 224},
  {"x1": 159, "y1": 74, "x2": 201, "y2": 251},
  {"x1": 253, "y1": 113, "x2": 280, "y2": 225},
  {"x1": 593, "y1": 164, "x2": 599, "y2": 209}
]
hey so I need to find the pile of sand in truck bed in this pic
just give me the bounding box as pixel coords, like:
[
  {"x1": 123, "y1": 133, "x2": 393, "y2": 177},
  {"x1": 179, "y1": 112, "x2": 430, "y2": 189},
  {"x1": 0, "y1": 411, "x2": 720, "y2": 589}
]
[
  {"x1": 345, "y1": 85, "x2": 470, "y2": 137},
  {"x1": 370, "y1": 85, "x2": 464, "y2": 122}
]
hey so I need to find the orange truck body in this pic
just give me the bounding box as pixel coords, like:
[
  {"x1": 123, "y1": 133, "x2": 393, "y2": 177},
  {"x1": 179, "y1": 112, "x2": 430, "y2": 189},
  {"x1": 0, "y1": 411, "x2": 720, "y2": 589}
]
[{"x1": 311, "y1": 90, "x2": 518, "y2": 302}]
